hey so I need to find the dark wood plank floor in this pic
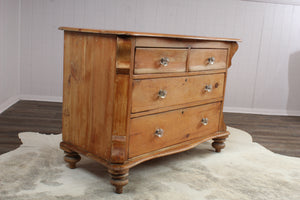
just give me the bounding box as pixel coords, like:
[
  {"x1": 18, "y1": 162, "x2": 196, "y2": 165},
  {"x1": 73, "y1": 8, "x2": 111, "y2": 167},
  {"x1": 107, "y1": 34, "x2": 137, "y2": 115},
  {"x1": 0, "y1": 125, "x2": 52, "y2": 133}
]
[
  {"x1": 0, "y1": 101, "x2": 62, "y2": 154},
  {"x1": 224, "y1": 112, "x2": 300, "y2": 157},
  {"x1": 0, "y1": 100, "x2": 299, "y2": 157}
]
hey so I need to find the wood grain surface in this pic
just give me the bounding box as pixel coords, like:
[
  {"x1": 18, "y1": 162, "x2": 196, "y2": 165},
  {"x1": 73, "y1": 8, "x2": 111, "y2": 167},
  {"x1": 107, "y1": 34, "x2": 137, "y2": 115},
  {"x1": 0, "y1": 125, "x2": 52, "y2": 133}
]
[
  {"x1": 189, "y1": 49, "x2": 228, "y2": 71},
  {"x1": 134, "y1": 48, "x2": 187, "y2": 74},
  {"x1": 62, "y1": 32, "x2": 116, "y2": 160},
  {"x1": 59, "y1": 27, "x2": 241, "y2": 42},
  {"x1": 131, "y1": 74, "x2": 225, "y2": 113},
  {"x1": 129, "y1": 102, "x2": 221, "y2": 157}
]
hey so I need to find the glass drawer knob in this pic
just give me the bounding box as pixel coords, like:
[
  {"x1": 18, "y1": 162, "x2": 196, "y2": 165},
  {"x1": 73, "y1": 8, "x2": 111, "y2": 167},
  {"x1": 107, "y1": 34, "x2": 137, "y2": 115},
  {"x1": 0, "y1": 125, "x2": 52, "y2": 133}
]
[
  {"x1": 204, "y1": 85, "x2": 212, "y2": 92},
  {"x1": 158, "y1": 89, "x2": 167, "y2": 99},
  {"x1": 201, "y1": 118, "x2": 209, "y2": 126},
  {"x1": 155, "y1": 128, "x2": 164, "y2": 137},
  {"x1": 208, "y1": 57, "x2": 215, "y2": 65},
  {"x1": 160, "y1": 57, "x2": 170, "y2": 67}
]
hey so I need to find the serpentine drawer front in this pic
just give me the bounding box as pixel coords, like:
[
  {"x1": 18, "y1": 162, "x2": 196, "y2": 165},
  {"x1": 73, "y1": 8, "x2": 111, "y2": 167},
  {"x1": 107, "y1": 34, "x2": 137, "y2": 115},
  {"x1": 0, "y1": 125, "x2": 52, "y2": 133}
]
[
  {"x1": 59, "y1": 27, "x2": 240, "y2": 194},
  {"x1": 132, "y1": 74, "x2": 225, "y2": 113},
  {"x1": 129, "y1": 102, "x2": 221, "y2": 158}
]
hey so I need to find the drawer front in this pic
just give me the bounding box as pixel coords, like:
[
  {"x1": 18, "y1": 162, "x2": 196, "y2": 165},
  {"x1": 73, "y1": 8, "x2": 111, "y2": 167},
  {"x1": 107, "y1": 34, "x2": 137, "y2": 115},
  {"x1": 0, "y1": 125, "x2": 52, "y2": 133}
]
[
  {"x1": 189, "y1": 49, "x2": 227, "y2": 71},
  {"x1": 129, "y1": 102, "x2": 221, "y2": 158},
  {"x1": 132, "y1": 73, "x2": 225, "y2": 113},
  {"x1": 134, "y1": 48, "x2": 187, "y2": 74}
]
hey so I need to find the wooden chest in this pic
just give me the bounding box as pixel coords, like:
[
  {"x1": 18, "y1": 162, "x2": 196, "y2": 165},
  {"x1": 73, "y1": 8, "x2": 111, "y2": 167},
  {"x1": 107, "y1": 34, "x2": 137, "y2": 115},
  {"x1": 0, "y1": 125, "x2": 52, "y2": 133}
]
[{"x1": 59, "y1": 27, "x2": 239, "y2": 193}]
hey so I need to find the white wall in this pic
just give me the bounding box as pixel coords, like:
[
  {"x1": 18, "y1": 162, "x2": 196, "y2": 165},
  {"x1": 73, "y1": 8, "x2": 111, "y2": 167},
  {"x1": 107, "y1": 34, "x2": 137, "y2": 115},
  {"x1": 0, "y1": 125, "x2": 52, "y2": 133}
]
[
  {"x1": 225, "y1": 1, "x2": 300, "y2": 115},
  {"x1": 19, "y1": 0, "x2": 64, "y2": 101},
  {"x1": 0, "y1": 0, "x2": 20, "y2": 112},
  {"x1": 252, "y1": 3, "x2": 300, "y2": 116},
  {"x1": 1, "y1": 0, "x2": 300, "y2": 115}
]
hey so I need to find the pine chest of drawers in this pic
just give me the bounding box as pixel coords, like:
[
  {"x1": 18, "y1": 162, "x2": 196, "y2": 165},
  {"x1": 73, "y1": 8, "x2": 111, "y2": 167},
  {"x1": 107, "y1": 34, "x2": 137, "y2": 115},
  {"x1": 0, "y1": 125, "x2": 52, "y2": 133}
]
[{"x1": 59, "y1": 27, "x2": 239, "y2": 193}]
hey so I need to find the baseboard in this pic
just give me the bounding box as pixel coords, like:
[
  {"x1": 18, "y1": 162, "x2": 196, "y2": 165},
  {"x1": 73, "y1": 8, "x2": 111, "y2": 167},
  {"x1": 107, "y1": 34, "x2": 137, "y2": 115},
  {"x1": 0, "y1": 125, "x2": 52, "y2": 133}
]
[
  {"x1": 0, "y1": 96, "x2": 20, "y2": 114},
  {"x1": 223, "y1": 106, "x2": 300, "y2": 116},
  {"x1": 19, "y1": 95, "x2": 62, "y2": 102}
]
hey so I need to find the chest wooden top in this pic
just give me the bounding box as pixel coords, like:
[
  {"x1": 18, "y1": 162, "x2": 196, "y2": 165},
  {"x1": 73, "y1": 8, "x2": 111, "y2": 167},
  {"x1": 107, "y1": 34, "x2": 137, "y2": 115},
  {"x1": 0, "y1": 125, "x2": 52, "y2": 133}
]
[{"x1": 59, "y1": 27, "x2": 241, "y2": 42}]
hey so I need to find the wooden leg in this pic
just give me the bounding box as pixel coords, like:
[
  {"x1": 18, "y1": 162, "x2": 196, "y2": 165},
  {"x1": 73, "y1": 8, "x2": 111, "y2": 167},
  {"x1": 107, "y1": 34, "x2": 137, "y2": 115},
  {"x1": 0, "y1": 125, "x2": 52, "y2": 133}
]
[
  {"x1": 212, "y1": 135, "x2": 228, "y2": 152},
  {"x1": 108, "y1": 168, "x2": 129, "y2": 194},
  {"x1": 64, "y1": 151, "x2": 81, "y2": 169}
]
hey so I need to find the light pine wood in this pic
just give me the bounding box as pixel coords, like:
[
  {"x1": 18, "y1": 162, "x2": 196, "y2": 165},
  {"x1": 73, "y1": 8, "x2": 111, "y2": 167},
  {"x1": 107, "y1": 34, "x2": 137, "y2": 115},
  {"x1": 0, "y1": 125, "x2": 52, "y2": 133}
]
[
  {"x1": 228, "y1": 42, "x2": 239, "y2": 68},
  {"x1": 130, "y1": 97, "x2": 224, "y2": 118},
  {"x1": 132, "y1": 69, "x2": 227, "y2": 79},
  {"x1": 110, "y1": 37, "x2": 134, "y2": 164},
  {"x1": 131, "y1": 74, "x2": 225, "y2": 113},
  {"x1": 59, "y1": 28, "x2": 239, "y2": 194},
  {"x1": 111, "y1": 75, "x2": 130, "y2": 163},
  {"x1": 135, "y1": 37, "x2": 233, "y2": 48},
  {"x1": 134, "y1": 48, "x2": 187, "y2": 74},
  {"x1": 62, "y1": 32, "x2": 116, "y2": 161},
  {"x1": 189, "y1": 49, "x2": 228, "y2": 71},
  {"x1": 59, "y1": 27, "x2": 241, "y2": 42},
  {"x1": 129, "y1": 102, "x2": 221, "y2": 157},
  {"x1": 116, "y1": 37, "x2": 132, "y2": 74},
  {"x1": 219, "y1": 71, "x2": 229, "y2": 132},
  {"x1": 125, "y1": 131, "x2": 229, "y2": 168},
  {"x1": 61, "y1": 130, "x2": 229, "y2": 176},
  {"x1": 218, "y1": 43, "x2": 239, "y2": 131}
]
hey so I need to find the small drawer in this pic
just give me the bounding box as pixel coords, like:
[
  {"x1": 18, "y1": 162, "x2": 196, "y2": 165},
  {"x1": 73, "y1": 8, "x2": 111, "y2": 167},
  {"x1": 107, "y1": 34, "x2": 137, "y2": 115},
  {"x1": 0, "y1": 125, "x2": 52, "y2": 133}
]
[
  {"x1": 129, "y1": 102, "x2": 221, "y2": 158},
  {"x1": 132, "y1": 73, "x2": 225, "y2": 113},
  {"x1": 134, "y1": 48, "x2": 187, "y2": 74},
  {"x1": 189, "y1": 49, "x2": 227, "y2": 71}
]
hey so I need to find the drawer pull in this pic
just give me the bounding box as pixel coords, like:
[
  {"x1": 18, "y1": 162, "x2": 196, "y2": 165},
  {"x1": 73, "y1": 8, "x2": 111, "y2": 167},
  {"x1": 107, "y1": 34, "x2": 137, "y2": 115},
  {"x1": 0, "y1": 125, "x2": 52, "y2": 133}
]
[
  {"x1": 158, "y1": 89, "x2": 167, "y2": 99},
  {"x1": 201, "y1": 118, "x2": 209, "y2": 126},
  {"x1": 204, "y1": 85, "x2": 212, "y2": 92},
  {"x1": 208, "y1": 57, "x2": 215, "y2": 65},
  {"x1": 155, "y1": 128, "x2": 164, "y2": 138},
  {"x1": 160, "y1": 57, "x2": 170, "y2": 67}
]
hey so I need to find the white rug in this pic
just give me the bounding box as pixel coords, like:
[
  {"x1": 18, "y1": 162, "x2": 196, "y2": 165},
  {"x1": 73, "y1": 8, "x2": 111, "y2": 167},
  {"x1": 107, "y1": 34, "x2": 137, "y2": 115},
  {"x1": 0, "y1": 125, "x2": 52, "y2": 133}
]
[{"x1": 0, "y1": 127, "x2": 299, "y2": 200}]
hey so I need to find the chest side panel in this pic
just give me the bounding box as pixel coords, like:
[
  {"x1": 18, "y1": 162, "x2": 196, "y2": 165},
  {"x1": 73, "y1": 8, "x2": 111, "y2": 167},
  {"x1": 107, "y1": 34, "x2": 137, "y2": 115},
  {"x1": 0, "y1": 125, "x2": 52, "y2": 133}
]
[{"x1": 62, "y1": 32, "x2": 116, "y2": 160}]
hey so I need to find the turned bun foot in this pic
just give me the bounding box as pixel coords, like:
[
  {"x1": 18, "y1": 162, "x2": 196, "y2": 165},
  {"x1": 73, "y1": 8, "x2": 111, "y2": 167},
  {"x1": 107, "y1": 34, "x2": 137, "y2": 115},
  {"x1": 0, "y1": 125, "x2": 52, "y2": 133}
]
[
  {"x1": 212, "y1": 135, "x2": 228, "y2": 152},
  {"x1": 108, "y1": 169, "x2": 129, "y2": 194},
  {"x1": 64, "y1": 151, "x2": 81, "y2": 169}
]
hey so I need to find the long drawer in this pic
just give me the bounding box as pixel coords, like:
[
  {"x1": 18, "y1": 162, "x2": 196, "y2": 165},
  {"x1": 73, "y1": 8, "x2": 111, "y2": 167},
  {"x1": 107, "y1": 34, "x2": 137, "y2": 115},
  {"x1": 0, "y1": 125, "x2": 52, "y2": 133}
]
[
  {"x1": 129, "y1": 102, "x2": 221, "y2": 158},
  {"x1": 132, "y1": 73, "x2": 225, "y2": 113}
]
